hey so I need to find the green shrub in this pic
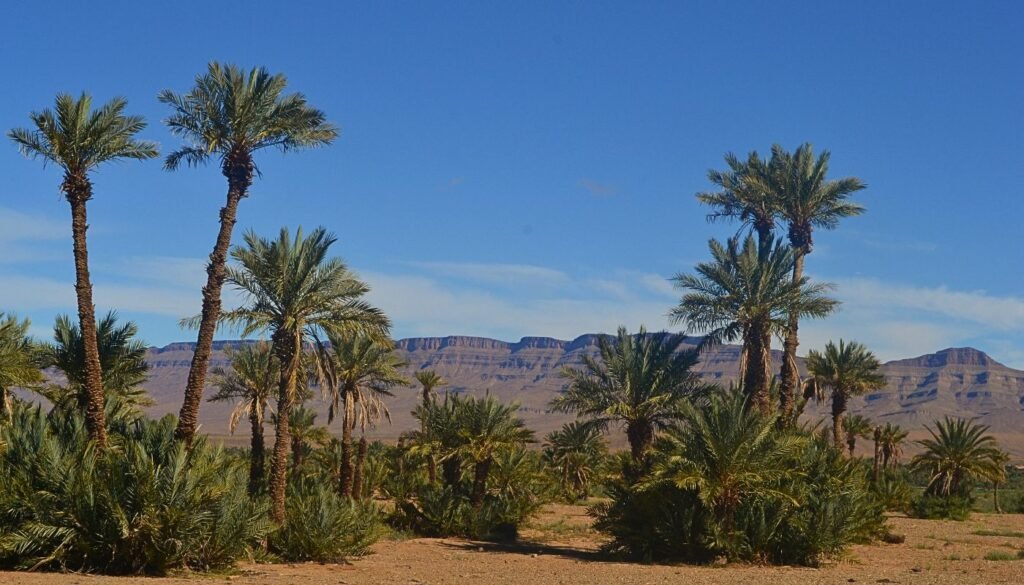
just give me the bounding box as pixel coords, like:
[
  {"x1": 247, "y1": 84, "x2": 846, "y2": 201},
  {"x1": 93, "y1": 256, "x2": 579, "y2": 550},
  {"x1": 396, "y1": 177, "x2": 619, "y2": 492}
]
[
  {"x1": 590, "y1": 390, "x2": 886, "y2": 566},
  {"x1": 910, "y1": 493, "x2": 973, "y2": 520},
  {"x1": 872, "y1": 469, "x2": 913, "y2": 512},
  {"x1": 0, "y1": 406, "x2": 269, "y2": 574},
  {"x1": 269, "y1": 482, "x2": 381, "y2": 562}
]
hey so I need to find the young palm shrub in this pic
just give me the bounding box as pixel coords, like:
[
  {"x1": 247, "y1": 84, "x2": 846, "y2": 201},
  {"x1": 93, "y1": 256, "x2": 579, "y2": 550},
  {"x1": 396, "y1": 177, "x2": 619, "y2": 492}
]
[
  {"x1": 0, "y1": 406, "x2": 269, "y2": 574},
  {"x1": 909, "y1": 417, "x2": 1005, "y2": 519},
  {"x1": 543, "y1": 422, "x2": 607, "y2": 503},
  {"x1": 393, "y1": 394, "x2": 543, "y2": 540},
  {"x1": 554, "y1": 326, "x2": 707, "y2": 470},
  {"x1": 36, "y1": 312, "x2": 151, "y2": 414},
  {"x1": 413, "y1": 369, "x2": 446, "y2": 405},
  {"x1": 269, "y1": 481, "x2": 381, "y2": 563},
  {"x1": 213, "y1": 226, "x2": 389, "y2": 523},
  {"x1": 804, "y1": 340, "x2": 886, "y2": 450},
  {"x1": 671, "y1": 236, "x2": 837, "y2": 414},
  {"x1": 161, "y1": 63, "x2": 338, "y2": 446},
  {"x1": 594, "y1": 389, "x2": 885, "y2": 565},
  {"x1": 283, "y1": 404, "x2": 330, "y2": 475},
  {"x1": 0, "y1": 313, "x2": 43, "y2": 419},
  {"x1": 9, "y1": 95, "x2": 157, "y2": 447}
]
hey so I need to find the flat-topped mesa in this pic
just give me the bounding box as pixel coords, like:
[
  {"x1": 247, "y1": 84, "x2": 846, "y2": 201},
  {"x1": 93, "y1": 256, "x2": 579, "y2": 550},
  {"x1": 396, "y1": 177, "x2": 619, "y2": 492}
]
[
  {"x1": 396, "y1": 336, "x2": 515, "y2": 352},
  {"x1": 886, "y1": 347, "x2": 1003, "y2": 369}
]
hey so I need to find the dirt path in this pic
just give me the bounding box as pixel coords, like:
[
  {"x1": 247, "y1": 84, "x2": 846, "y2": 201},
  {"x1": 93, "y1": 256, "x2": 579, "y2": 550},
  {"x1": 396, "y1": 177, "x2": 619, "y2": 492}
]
[{"x1": 3, "y1": 508, "x2": 1024, "y2": 584}]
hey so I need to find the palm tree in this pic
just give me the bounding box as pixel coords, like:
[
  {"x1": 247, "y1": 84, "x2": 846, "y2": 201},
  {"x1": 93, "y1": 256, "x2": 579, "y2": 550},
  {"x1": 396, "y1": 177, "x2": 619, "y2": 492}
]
[
  {"x1": 36, "y1": 312, "x2": 150, "y2": 413},
  {"x1": 543, "y1": 421, "x2": 607, "y2": 502},
  {"x1": 649, "y1": 389, "x2": 804, "y2": 541},
  {"x1": 842, "y1": 414, "x2": 873, "y2": 458},
  {"x1": 207, "y1": 342, "x2": 279, "y2": 495},
  {"x1": 764, "y1": 144, "x2": 866, "y2": 421},
  {"x1": 910, "y1": 417, "x2": 1005, "y2": 498},
  {"x1": 161, "y1": 63, "x2": 339, "y2": 446},
  {"x1": 805, "y1": 340, "x2": 886, "y2": 450},
  {"x1": 456, "y1": 395, "x2": 535, "y2": 509},
  {"x1": 877, "y1": 423, "x2": 908, "y2": 470},
  {"x1": 671, "y1": 235, "x2": 838, "y2": 414},
  {"x1": 414, "y1": 370, "x2": 446, "y2": 405},
  {"x1": 216, "y1": 226, "x2": 388, "y2": 522},
  {"x1": 8, "y1": 94, "x2": 157, "y2": 447},
  {"x1": 0, "y1": 313, "x2": 43, "y2": 419},
  {"x1": 319, "y1": 332, "x2": 407, "y2": 497},
  {"x1": 991, "y1": 450, "x2": 1010, "y2": 513},
  {"x1": 553, "y1": 326, "x2": 708, "y2": 467},
  {"x1": 696, "y1": 151, "x2": 777, "y2": 247},
  {"x1": 282, "y1": 405, "x2": 330, "y2": 475}
]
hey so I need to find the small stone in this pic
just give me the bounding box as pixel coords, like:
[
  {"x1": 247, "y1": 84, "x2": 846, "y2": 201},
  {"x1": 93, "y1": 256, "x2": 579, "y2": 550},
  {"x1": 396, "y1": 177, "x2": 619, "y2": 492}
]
[{"x1": 530, "y1": 553, "x2": 538, "y2": 558}]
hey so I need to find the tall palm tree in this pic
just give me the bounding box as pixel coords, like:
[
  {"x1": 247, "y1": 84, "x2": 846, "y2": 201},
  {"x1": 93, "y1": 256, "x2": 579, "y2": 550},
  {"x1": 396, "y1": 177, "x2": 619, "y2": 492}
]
[
  {"x1": 456, "y1": 395, "x2": 535, "y2": 509},
  {"x1": 842, "y1": 414, "x2": 873, "y2": 458},
  {"x1": 414, "y1": 370, "x2": 446, "y2": 405},
  {"x1": 671, "y1": 235, "x2": 837, "y2": 414},
  {"x1": 36, "y1": 312, "x2": 150, "y2": 413},
  {"x1": 877, "y1": 423, "x2": 908, "y2": 470},
  {"x1": 216, "y1": 226, "x2": 388, "y2": 522},
  {"x1": 805, "y1": 340, "x2": 885, "y2": 450},
  {"x1": 0, "y1": 313, "x2": 43, "y2": 419},
  {"x1": 8, "y1": 94, "x2": 157, "y2": 446},
  {"x1": 554, "y1": 326, "x2": 708, "y2": 466},
  {"x1": 207, "y1": 342, "x2": 279, "y2": 495},
  {"x1": 161, "y1": 63, "x2": 339, "y2": 446},
  {"x1": 763, "y1": 144, "x2": 866, "y2": 421},
  {"x1": 319, "y1": 332, "x2": 407, "y2": 497},
  {"x1": 543, "y1": 421, "x2": 607, "y2": 503},
  {"x1": 911, "y1": 417, "x2": 1004, "y2": 498},
  {"x1": 696, "y1": 151, "x2": 777, "y2": 248}
]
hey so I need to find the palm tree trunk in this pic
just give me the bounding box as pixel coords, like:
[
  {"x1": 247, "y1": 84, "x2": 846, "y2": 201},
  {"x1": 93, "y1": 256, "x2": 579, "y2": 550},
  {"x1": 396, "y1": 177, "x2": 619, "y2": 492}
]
[
  {"x1": 743, "y1": 322, "x2": 773, "y2": 415},
  {"x1": 291, "y1": 435, "x2": 304, "y2": 476},
  {"x1": 625, "y1": 420, "x2": 654, "y2": 463},
  {"x1": 248, "y1": 409, "x2": 265, "y2": 496},
  {"x1": 353, "y1": 436, "x2": 368, "y2": 500},
  {"x1": 442, "y1": 456, "x2": 462, "y2": 488},
  {"x1": 339, "y1": 399, "x2": 355, "y2": 497},
  {"x1": 66, "y1": 183, "x2": 108, "y2": 449},
  {"x1": 269, "y1": 333, "x2": 298, "y2": 524},
  {"x1": 831, "y1": 391, "x2": 847, "y2": 450},
  {"x1": 994, "y1": 481, "x2": 1002, "y2": 513},
  {"x1": 872, "y1": 427, "x2": 881, "y2": 482},
  {"x1": 471, "y1": 457, "x2": 492, "y2": 510},
  {"x1": 779, "y1": 250, "x2": 806, "y2": 424},
  {"x1": 847, "y1": 436, "x2": 856, "y2": 458},
  {"x1": 175, "y1": 154, "x2": 253, "y2": 446}
]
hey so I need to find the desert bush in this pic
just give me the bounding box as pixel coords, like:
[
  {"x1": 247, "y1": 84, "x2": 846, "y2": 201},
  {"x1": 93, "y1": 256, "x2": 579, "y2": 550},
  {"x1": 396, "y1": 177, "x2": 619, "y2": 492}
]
[
  {"x1": 0, "y1": 406, "x2": 269, "y2": 574},
  {"x1": 872, "y1": 469, "x2": 913, "y2": 512},
  {"x1": 591, "y1": 390, "x2": 886, "y2": 566},
  {"x1": 910, "y1": 493, "x2": 973, "y2": 520},
  {"x1": 269, "y1": 481, "x2": 381, "y2": 562}
]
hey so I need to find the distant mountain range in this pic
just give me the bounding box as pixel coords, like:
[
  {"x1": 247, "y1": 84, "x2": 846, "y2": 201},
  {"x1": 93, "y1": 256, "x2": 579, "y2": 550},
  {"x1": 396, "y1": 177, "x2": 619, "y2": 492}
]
[{"x1": 138, "y1": 335, "x2": 1024, "y2": 458}]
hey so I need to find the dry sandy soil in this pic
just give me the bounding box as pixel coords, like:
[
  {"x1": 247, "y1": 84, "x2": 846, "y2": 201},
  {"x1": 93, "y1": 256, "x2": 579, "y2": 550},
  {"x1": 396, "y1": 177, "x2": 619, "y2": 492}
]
[{"x1": 3, "y1": 504, "x2": 1024, "y2": 584}]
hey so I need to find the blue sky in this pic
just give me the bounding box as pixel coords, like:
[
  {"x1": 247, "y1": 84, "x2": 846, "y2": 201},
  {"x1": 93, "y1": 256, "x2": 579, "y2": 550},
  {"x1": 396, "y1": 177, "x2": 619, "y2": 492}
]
[{"x1": 2, "y1": 1, "x2": 1023, "y2": 365}]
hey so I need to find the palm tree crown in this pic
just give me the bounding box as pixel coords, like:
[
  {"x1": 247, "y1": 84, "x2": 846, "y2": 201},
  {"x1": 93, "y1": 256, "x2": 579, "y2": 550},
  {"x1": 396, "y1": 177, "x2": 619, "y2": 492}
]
[
  {"x1": 9, "y1": 93, "x2": 158, "y2": 185},
  {"x1": 553, "y1": 326, "x2": 708, "y2": 465},
  {"x1": 160, "y1": 62, "x2": 338, "y2": 172},
  {"x1": 697, "y1": 151, "x2": 777, "y2": 245},
  {"x1": 671, "y1": 235, "x2": 837, "y2": 412},
  {"x1": 414, "y1": 370, "x2": 446, "y2": 405},
  {"x1": 911, "y1": 417, "x2": 1005, "y2": 497},
  {"x1": 805, "y1": 340, "x2": 885, "y2": 449}
]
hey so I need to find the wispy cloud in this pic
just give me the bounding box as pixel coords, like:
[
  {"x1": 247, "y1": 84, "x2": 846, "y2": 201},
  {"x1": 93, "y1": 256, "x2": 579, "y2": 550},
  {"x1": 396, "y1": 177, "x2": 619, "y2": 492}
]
[
  {"x1": 412, "y1": 261, "x2": 571, "y2": 289},
  {"x1": 0, "y1": 207, "x2": 66, "y2": 242},
  {"x1": 576, "y1": 178, "x2": 617, "y2": 198}
]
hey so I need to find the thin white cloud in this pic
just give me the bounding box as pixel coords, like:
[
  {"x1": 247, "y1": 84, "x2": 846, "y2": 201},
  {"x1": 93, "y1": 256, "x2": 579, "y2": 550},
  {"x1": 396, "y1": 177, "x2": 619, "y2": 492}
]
[
  {"x1": 576, "y1": 178, "x2": 617, "y2": 198},
  {"x1": 0, "y1": 207, "x2": 66, "y2": 242},
  {"x1": 412, "y1": 261, "x2": 571, "y2": 289}
]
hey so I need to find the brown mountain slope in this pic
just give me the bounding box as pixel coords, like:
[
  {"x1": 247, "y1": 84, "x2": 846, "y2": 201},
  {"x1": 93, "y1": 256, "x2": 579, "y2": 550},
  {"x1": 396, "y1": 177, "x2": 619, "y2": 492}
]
[{"x1": 137, "y1": 336, "x2": 1024, "y2": 457}]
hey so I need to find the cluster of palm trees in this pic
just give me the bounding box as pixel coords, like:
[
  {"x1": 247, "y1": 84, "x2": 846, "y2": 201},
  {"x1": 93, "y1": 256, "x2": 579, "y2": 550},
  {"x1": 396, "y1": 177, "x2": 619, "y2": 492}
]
[{"x1": 675, "y1": 144, "x2": 866, "y2": 423}]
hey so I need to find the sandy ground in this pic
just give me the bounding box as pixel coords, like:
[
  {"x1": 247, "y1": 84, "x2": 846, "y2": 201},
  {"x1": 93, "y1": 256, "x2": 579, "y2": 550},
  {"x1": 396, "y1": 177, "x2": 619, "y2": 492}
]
[{"x1": 3, "y1": 505, "x2": 1024, "y2": 584}]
